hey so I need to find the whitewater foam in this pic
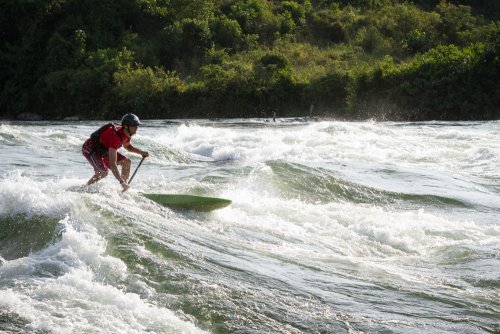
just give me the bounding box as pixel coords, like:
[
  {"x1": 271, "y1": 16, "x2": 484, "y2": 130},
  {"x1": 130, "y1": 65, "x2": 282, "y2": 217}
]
[
  {"x1": 1, "y1": 120, "x2": 498, "y2": 333},
  {"x1": 0, "y1": 211, "x2": 207, "y2": 334},
  {"x1": 0, "y1": 173, "x2": 74, "y2": 218}
]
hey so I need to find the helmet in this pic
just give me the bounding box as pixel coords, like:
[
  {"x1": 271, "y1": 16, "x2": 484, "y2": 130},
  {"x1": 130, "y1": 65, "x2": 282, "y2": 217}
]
[{"x1": 121, "y1": 113, "x2": 142, "y2": 126}]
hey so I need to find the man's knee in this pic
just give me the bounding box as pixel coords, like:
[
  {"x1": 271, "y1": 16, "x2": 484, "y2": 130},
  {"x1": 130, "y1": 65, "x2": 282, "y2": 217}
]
[
  {"x1": 119, "y1": 158, "x2": 131, "y2": 167},
  {"x1": 98, "y1": 170, "x2": 108, "y2": 178}
]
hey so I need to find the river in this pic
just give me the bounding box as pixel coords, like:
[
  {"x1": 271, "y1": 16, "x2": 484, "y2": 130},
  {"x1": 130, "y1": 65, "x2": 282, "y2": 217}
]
[{"x1": 0, "y1": 119, "x2": 498, "y2": 333}]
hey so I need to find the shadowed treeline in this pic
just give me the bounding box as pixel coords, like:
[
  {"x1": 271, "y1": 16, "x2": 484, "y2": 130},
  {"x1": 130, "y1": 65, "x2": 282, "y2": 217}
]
[{"x1": 1, "y1": 0, "x2": 498, "y2": 120}]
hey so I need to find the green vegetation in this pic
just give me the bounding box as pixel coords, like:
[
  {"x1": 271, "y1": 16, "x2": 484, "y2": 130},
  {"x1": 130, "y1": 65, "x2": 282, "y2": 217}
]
[{"x1": 1, "y1": 0, "x2": 498, "y2": 120}]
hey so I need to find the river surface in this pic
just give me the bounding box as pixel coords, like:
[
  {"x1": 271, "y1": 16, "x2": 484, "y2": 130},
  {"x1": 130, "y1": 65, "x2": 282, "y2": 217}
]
[{"x1": 0, "y1": 119, "x2": 499, "y2": 333}]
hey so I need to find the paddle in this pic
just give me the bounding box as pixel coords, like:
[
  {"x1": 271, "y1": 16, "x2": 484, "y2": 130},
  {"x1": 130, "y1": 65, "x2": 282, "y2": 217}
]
[{"x1": 126, "y1": 156, "x2": 146, "y2": 188}]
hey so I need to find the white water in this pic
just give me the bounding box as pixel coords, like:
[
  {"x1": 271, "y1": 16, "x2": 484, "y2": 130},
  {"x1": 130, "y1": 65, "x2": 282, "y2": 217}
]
[{"x1": 0, "y1": 120, "x2": 499, "y2": 333}]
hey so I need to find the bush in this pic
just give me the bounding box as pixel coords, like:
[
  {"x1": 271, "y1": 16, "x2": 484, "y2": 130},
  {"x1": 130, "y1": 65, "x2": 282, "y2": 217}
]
[
  {"x1": 210, "y1": 16, "x2": 243, "y2": 49},
  {"x1": 368, "y1": 43, "x2": 500, "y2": 119},
  {"x1": 205, "y1": 48, "x2": 230, "y2": 65},
  {"x1": 437, "y1": 0, "x2": 478, "y2": 45},
  {"x1": 364, "y1": 3, "x2": 440, "y2": 56},
  {"x1": 179, "y1": 18, "x2": 211, "y2": 55},
  {"x1": 305, "y1": 70, "x2": 351, "y2": 111},
  {"x1": 355, "y1": 26, "x2": 392, "y2": 54},
  {"x1": 113, "y1": 67, "x2": 184, "y2": 116},
  {"x1": 253, "y1": 53, "x2": 291, "y2": 86},
  {"x1": 406, "y1": 29, "x2": 433, "y2": 53},
  {"x1": 196, "y1": 63, "x2": 251, "y2": 95},
  {"x1": 339, "y1": 0, "x2": 387, "y2": 9},
  {"x1": 251, "y1": 53, "x2": 297, "y2": 110},
  {"x1": 281, "y1": 1, "x2": 310, "y2": 28},
  {"x1": 157, "y1": 25, "x2": 183, "y2": 68},
  {"x1": 228, "y1": 0, "x2": 280, "y2": 43},
  {"x1": 157, "y1": 19, "x2": 211, "y2": 69},
  {"x1": 309, "y1": 9, "x2": 347, "y2": 43},
  {"x1": 33, "y1": 48, "x2": 132, "y2": 118}
]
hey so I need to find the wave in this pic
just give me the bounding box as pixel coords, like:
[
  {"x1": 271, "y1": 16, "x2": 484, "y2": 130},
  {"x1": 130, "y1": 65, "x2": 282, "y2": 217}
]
[
  {"x1": 0, "y1": 309, "x2": 29, "y2": 333},
  {"x1": 0, "y1": 213, "x2": 208, "y2": 334},
  {"x1": 267, "y1": 160, "x2": 472, "y2": 209},
  {"x1": 0, "y1": 124, "x2": 24, "y2": 146},
  {"x1": 0, "y1": 214, "x2": 63, "y2": 261},
  {"x1": 0, "y1": 174, "x2": 76, "y2": 261}
]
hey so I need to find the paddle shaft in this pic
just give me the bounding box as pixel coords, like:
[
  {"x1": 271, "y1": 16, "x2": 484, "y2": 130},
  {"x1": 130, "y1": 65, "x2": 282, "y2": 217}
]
[{"x1": 128, "y1": 156, "x2": 145, "y2": 185}]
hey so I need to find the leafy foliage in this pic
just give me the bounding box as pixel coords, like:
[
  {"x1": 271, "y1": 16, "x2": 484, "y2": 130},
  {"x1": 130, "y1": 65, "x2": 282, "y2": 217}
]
[
  {"x1": 0, "y1": 0, "x2": 498, "y2": 120},
  {"x1": 112, "y1": 66, "x2": 184, "y2": 117}
]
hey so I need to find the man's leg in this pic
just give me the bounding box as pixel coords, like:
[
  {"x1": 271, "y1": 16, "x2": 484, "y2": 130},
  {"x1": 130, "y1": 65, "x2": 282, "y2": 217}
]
[
  {"x1": 87, "y1": 171, "x2": 108, "y2": 185},
  {"x1": 117, "y1": 155, "x2": 131, "y2": 182},
  {"x1": 83, "y1": 142, "x2": 108, "y2": 185}
]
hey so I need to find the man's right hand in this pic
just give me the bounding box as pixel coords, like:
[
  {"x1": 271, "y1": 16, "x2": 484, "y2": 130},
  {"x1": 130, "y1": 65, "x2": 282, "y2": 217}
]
[{"x1": 121, "y1": 181, "x2": 130, "y2": 192}]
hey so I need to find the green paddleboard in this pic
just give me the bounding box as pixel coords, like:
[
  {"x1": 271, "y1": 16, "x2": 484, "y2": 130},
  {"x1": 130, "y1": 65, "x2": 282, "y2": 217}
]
[{"x1": 142, "y1": 193, "x2": 231, "y2": 211}]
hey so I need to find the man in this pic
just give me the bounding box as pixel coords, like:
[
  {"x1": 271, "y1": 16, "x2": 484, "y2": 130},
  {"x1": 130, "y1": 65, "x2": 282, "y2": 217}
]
[{"x1": 82, "y1": 113, "x2": 149, "y2": 191}]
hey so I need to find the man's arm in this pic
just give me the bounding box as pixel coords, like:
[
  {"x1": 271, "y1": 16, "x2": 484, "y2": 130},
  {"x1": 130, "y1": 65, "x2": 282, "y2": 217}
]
[
  {"x1": 108, "y1": 148, "x2": 128, "y2": 190},
  {"x1": 123, "y1": 142, "x2": 149, "y2": 157}
]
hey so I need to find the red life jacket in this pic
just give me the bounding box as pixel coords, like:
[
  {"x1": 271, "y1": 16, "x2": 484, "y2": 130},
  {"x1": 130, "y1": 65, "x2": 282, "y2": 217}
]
[{"x1": 90, "y1": 123, "x2": 123, "y2": 156}]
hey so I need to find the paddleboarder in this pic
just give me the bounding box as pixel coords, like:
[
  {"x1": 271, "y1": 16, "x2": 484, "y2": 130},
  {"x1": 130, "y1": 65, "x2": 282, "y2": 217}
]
[{"x1": 82, "y1": 113, "x2": 149, "y2": 191}]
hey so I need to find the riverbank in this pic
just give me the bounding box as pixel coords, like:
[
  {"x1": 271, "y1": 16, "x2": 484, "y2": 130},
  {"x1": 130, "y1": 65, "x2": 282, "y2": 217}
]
[{"x1": 2, "y1": 1, "x2": 498, "y2": 122}]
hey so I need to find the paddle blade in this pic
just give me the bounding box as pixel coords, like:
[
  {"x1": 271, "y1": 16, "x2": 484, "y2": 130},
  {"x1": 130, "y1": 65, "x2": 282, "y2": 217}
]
[{"x1": 142, "y1": 193, "x2": 231, "y2": 211}]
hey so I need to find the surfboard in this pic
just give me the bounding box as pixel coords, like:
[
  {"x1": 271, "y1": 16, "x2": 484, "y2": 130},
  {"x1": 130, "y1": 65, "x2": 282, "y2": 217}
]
[{"x1": 142, "y1": 193, "x2": 231, "y2": 211}]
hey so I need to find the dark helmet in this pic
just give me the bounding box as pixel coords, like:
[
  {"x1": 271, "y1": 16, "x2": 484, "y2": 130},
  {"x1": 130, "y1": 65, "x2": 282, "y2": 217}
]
[{"x1": 121, "y1": 113, "x2": 142, "y2": 126}]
